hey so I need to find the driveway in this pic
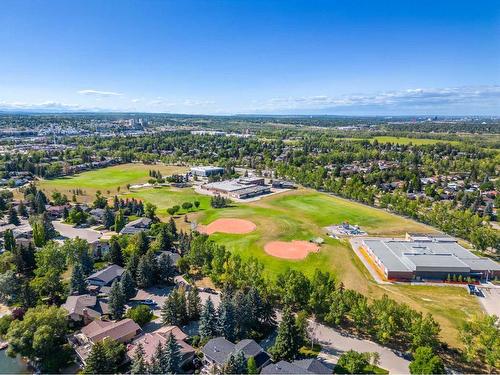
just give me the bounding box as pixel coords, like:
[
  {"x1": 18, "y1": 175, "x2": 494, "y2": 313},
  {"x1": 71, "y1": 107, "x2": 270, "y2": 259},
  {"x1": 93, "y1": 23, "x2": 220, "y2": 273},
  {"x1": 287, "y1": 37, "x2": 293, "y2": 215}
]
[
  {"x1": 52, "y1": 221, "x2": 102, "y2": 244},
  {"x1": 476, "y1": 285, "x2": 500, "y2": 317},
  {"x1": 311, "y1": 320, "x2": 410, "y2": 374}
]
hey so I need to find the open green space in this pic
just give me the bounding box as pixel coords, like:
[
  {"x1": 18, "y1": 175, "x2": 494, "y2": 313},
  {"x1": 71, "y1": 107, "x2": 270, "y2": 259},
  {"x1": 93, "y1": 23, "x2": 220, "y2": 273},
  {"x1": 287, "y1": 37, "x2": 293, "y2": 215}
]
[
  {"x1": 36, "y1": 166, "x2": 483, "y2": 347},
  {"x1": 124, "y1": 186, "x2": 212, "y2": 216},
  {"x1": 338, "y1": 136, "x2": 461, "y2": 146},
  {"x1": 38, "y1": 163, "x2": 187, "y2": 202}
]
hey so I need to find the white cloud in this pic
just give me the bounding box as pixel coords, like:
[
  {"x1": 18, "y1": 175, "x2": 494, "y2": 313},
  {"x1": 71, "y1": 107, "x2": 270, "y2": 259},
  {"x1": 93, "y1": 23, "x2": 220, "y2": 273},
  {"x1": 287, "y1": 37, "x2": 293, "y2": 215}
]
[
  {"x1": 77, "y1": 89, "x2": 123, "y2": 97},
  {"x1": 256, "y1": 86, "x2": 500, "y2": 112}
]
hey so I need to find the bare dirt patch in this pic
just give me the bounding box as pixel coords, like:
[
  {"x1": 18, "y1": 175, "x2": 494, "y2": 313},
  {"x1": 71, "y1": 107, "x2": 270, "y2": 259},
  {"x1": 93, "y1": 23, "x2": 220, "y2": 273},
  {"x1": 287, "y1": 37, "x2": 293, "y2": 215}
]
[
  {"x1": 198, "y1": 218, "x2": 256, "y2": 235},
  {"x1": 264, "y1": 240, "x2": 319, "y2": 259}
]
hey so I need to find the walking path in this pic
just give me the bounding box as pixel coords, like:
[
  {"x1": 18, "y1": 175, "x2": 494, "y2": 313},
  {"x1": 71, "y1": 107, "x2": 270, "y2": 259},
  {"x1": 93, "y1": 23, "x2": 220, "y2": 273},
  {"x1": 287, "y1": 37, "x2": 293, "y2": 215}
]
[{"x1": 349, "y1": 238, "x2": 392, "y2": 285}]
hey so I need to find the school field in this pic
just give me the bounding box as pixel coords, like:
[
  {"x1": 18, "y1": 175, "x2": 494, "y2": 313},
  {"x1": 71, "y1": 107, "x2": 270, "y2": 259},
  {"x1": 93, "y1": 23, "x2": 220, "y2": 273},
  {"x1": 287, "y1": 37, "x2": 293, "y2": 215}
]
[
  {"x1": 37, "y1": 163, "x2": 188, "y2": 202},
  {"x1": 37, "y1": 164, "x2": 483, "y2": 347}
]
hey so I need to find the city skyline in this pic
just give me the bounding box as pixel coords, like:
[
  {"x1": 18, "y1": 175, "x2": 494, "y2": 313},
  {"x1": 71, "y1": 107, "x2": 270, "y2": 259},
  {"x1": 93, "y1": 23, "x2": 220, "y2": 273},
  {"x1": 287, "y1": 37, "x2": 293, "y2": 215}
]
[{"x1": 1, "y1": 0, "x2": 499, "y2": 115}]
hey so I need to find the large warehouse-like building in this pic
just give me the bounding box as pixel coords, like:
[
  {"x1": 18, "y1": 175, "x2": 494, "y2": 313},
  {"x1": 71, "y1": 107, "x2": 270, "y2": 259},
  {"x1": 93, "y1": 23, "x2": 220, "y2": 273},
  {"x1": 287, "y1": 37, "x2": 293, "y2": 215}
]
[
  {"x1": 362, "y1": 234, "x2": 500, "y2": 281},
  {"x1": 203, "y1": 178, "x2": 270, "y2": 199},
  {"x1": 190, "y1": 166, "x2": 225, "y2": 177}
]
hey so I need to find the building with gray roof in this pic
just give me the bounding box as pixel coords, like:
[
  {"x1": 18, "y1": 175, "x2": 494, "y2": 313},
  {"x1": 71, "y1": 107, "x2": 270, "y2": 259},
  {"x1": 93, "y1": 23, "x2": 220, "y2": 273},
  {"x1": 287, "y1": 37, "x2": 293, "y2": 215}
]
[{"x1": 362, "y1": 235, "x2": 500, "y2": 281}]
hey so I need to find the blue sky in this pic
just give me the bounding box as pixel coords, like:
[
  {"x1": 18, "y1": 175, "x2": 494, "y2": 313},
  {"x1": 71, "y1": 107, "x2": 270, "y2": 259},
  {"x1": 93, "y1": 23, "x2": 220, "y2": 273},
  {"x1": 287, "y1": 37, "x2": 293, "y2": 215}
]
[{"x1": 0, "y1": 0, "x2": 499, "y2": 115}]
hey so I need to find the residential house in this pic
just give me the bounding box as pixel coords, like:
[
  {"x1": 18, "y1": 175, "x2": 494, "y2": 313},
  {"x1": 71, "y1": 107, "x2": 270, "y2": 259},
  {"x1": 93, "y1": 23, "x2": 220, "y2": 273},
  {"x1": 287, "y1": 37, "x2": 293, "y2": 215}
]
[
  {"x1": 201, "y1": 337, "x2": 271, "y2": 373},
  {"x1": 72, "y1": 318, "x2": 141, "y2": 364},
  {"x1": 261, "y1": 359, "x2": 332, "y2": 374},
  {"x1": 86, "y1": 264, "x2": 124, "y2": 287},
  {"x1": 120, "y1": 217, "x2": 152, "y2": 235},
  {"x1": 127, "y1": 326, "x2": 195, "y2": 369},
  {"x1": 61, "y1": 294, "x2": 109, "y2": 324}
]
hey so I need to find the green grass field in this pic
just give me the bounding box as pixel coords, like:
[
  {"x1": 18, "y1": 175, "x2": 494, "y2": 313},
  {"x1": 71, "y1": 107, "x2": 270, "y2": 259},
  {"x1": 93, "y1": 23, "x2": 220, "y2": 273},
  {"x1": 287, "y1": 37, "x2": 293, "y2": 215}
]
[
  {"x1": 37, "y1": 166, "x2": 483, "y2": 347},
  {"x1": 338, "y1": 136, "x2": 461, "y2": 146},
  {"x1": 38, "y1": 163, "x2": 188, "y2": 202}
]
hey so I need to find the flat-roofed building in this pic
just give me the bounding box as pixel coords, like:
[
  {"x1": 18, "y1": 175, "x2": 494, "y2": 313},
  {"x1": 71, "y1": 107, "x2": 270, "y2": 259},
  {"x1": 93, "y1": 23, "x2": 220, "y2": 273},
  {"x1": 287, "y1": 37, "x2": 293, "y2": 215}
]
[
  {"x1": 203, "y1": 179, "x2": 271, "y2": 199},
  {"x1": 190, "y1": 166, "x2": 224, "y2": 177},
  {"x1": 362, "y1": 236, "x2": 500, "y2": 281}
]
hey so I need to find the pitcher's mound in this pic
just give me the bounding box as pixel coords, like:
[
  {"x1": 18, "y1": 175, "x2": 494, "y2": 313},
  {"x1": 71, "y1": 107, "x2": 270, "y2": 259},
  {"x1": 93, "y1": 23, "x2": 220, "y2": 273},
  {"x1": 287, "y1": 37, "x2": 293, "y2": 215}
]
[
  {"x1": 264, "y1": 240, "x2": 319, "y2": 259},
  {"x1": 198, "y1": 218, "x2": 256, "y2": 235}
]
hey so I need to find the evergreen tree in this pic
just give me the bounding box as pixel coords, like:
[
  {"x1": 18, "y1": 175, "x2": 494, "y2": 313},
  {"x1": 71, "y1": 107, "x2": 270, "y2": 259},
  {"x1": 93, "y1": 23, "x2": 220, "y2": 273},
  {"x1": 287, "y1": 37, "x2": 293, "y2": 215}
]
[
  {"x1": 103, "y1": 206, "x2": 115, "y2": 229},
  {"x1": 126, "y1": 252, "x2": 140, "y2": 278},
  {"x1": 157, "y1": 252, "x2": 175, "y2": 284},
  {"x1": 247, "y1": 356, "x2": 258, "y2": 374},
  {"x1": 7, "y1": 206, "x2": 20, "y2": 225},
  {"x1": 167, "y1": 217, "x2": 177, "y2": 239},
  {"x1": 108, "y1": 279, "x2": 126, "y2": 319},
  {"x1": 31, "y1": 218, "x2": 46, "y2": 247},
  {"x1": 199, "y1": 297, "x2": 218, "y2": 339},
  {"x1": 217, "y1": 297, "x2": 236, "y2": 341},
  {"x1": 130, "y1": 343, "x2": 148, "y2": 375},
  {"x1": 136, "y1": 253, "x2": 156, "y2": 288},
  {"x1": 149, "y1": 342, "x2": 163, "y2": 374},
  {"x1": 17, "y1": 200, "x2": 28, "y2": 218},
  {"x1": 162, "y1": 332, "x2": 181, "y2": 374},
  {"x1": 80, "y1": 248, "x2": 94, "y2": 275},
  {"x1": 223, "y1": 350, "x2": 246, "y2": 374},
  {"x1": 114, "y1": 209, "x2": 126, "y2": 233},
  {"x1": 83, "y1": 341, "x2": 108, "y2": 374},
  {"x1": 34, "y1": 191, "x2": 47, "y2": 214},
  {"x1": 3, "y1": 229, "x2": 15, "y2": 252},
  {"x1": 186, "y1": 288, "x2": 201, "y2": 321},
  {"x1": 70, "y1": 264, "x2": 87, "y2": 295},
  {"x1": 120, "y1": 270, "x2": 136, "y2": 301},
  {"x1": 156, "y1": 225, "x2": 173, "y2": 252},
  {"x1": 161, "y1": 288, "x2": 187, "y2": 326},
  {"x1": 108, "y1": 238, "x2": 123, "y2": 266},
  {"x1": 270, "y1": 307, "x2": 301, "y2": 361}
]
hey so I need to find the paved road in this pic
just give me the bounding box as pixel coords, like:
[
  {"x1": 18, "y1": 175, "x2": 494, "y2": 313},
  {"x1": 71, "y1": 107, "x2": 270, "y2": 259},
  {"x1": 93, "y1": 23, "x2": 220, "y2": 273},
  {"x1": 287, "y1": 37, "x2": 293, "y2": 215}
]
[
  {"x1": 311, "y1": 320, "x2": 410, "y2": 374},
  {"x1": 52, "y1": 220, "x2": 102, "y2": 243}
]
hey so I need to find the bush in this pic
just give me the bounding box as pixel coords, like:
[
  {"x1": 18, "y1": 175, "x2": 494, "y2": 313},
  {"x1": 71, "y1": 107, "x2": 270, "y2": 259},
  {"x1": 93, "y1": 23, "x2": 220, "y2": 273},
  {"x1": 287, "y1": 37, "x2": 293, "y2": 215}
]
[
  {"x1": 336, "y1": 350, "x2": 370, "y2": 374},
  {"x1": 125, "y1": 305, "x2": 153, "y2": 326},
  {"x1": 0, "y1": 315, "x2": 13, "y2": 337}
]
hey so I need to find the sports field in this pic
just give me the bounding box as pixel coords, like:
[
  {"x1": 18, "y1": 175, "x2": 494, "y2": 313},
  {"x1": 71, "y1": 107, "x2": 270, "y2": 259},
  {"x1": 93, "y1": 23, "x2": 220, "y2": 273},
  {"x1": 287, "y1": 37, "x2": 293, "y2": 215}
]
[
  {"x1": 37, "y1": 165, "x2": 483, "y2": 347},
  {"x1": 38, "y1": 163, "x2": 188, "y2": 202}
]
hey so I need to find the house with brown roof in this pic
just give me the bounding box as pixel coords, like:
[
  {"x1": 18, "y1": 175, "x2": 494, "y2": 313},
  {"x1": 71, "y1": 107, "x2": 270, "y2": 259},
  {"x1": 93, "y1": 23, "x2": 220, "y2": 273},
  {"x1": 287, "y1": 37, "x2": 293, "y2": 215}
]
[
  {"x1": 127, "y1": 326, "x2": 195, "y2": 369},
  {"x1": 61, "y1": 294, "x2": 109, "y2": 324}
]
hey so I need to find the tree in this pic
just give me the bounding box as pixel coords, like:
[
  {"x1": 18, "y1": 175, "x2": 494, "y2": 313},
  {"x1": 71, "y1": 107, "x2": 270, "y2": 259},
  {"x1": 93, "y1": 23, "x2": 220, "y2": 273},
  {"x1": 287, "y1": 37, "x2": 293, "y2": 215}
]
[
  {"x1": 409, "y1": 347, "x2": 445, "y2": 374},
  {"x1": 83, "y1": 341, "x2": 108, "y2": 374},
  {"x1": 7, "y1": 206, "x2": 20, "y2": 225},
  {"x1": 247, "y1": 356, "x2": 258, "y2": 374},
  {"x1": 157, "y1": 252, "x2": 175, "y2": 284},
  {"x1": 161, "y1": 287, "x2": 187, "y2": 326},
  {"x1": 167, "y1": 217, "x2": 177, "y2": 238},
  {"x1": 126, "y1": 305, "x2": 153, "y2": 326},
  {"x1": 7, "y1": 306, "x2": 70, "y2": 372},
  {"x1": 161, "y1": 332, "x2": 181, "y2": 374},
  {"x1": 31, "y1": 217, "x2": 46, "y2": 247},
  {"x1": 130, "y1": 343, "x2": 148, "y2": 375},
  {"x1": 224, "y1": 350, "x2": 247, "y2": 374},
  {"x1": 186, "y1": 288, "x2": 201, "y2": 321},
  {"x1": 17, "y1": 200, "x2": 28, "y2": 218},
  {"x1": 144, "y1": 202, "x2": 157, "y2": 220},
  {"x1": 276, "y1": 269, "x2": 311, "y2": 311},
  {"x1": 336, "y1": 350, "x2": 370, "y2": 374},
  {"x1": 270, "y1": 308, "x2": 301, "y2": 361},
  {"x1": 30, "y1": 242, "x2": 66, "y2": 301},
  {"x1": 103, "y1": 206, "x2": 115, "y2": 229},
  {"x1": 181, "y1": 202, "x2": 193, "y2": 211},
  {"x1": 199, "y1": 296, "x2": 218, "y2": 339},
  {"x1": 70, "y1": 264, "x2": 87, "y2": 295},
  {"x1": 0, "y1": 270, "x2": 20, "y2": 305},
  {"x1": 410, "y1": 313, "x2": 441, "y2": 351},
  {"x1": 114, "y1": 209, "x2": 126, "y2": 233},
  {"x1": 460, "y1": 314, "x2": 500, "y2": 372},
  {"x1": 108, "y1": 238, "x2": 124, "y2": 266},
  {"x1": 120, "y1": 270, "x2": 136, "y2": 300},
  {"x1": 3, "y1": 229, "x2": 15, "y2": 252},
  {"x1": 108, "y1": 280, "x2": 126, "y2": 319},
  {"x1": 217, "y1": 297, "x2": 236, "y2": 341},
  {"x1": 83, "y1": 338, "x2": 126, "y2": 374},
  {"x1": 136, "y1": 253, "x2": 156, "y2": 288},
  {"x1": 92, "y1": 191, "x2": 107, "y2": 209}
]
